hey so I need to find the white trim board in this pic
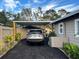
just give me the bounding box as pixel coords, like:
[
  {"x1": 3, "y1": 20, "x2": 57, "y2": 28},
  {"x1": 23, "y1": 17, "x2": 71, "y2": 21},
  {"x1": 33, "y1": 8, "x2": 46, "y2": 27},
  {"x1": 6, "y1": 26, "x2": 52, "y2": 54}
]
[{"x1": 75, "y1": 19, "x2": 79, "y2": 37}]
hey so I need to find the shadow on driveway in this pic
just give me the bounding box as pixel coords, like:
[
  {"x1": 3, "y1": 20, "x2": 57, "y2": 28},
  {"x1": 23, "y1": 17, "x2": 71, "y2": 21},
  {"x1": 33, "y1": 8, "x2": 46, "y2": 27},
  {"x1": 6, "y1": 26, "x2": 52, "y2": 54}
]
[{"x1": 1, "y1": 39, "x2": 69, "y2": 59}]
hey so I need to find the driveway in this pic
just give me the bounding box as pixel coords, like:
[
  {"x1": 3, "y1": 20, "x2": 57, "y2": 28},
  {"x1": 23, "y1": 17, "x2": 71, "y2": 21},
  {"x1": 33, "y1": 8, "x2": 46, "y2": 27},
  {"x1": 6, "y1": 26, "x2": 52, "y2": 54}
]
[{"x1": 1, "y1": 39, "x2": 69, "y2": 59}]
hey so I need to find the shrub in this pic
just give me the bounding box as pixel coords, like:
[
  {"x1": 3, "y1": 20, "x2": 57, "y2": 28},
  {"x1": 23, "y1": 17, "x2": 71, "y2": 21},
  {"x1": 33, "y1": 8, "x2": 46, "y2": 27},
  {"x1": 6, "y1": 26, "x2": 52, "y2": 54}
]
[
  {"x1": 15, "y1": 33, "x2": 21, "y2": 41},
  {"x1": 63, "y1": 43, "x2": 79, "y2": 59},
  {"x1": 4, "y1": 35, "x2": 14, "y2": 48},
  {"x1": 48, "y1": 31, "x2": 56, "y2": 37},
  {"x1": 0, "y1": 40, "x2": 5, "y2": 54},
  {"x1": 4, "y1": 35, "x2": 13, "y2": 43}
]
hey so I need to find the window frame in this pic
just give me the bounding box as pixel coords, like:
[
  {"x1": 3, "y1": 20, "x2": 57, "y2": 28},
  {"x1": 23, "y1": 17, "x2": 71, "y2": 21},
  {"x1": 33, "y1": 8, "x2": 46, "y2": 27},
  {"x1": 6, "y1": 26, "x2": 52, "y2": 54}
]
[
  {"x1": 75, "y1": 19, "x2": 79, "y2": 37},
  {"x1": 58, "y1": 22, "x2": 64, "y2": 34}
]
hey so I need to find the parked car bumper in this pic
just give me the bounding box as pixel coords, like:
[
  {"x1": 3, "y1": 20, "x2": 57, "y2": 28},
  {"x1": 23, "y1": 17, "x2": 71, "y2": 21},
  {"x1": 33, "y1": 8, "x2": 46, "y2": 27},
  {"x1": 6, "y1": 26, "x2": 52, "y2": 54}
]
[{"x1": 27, "y1": 38, "x2": 44, "y2": 42}]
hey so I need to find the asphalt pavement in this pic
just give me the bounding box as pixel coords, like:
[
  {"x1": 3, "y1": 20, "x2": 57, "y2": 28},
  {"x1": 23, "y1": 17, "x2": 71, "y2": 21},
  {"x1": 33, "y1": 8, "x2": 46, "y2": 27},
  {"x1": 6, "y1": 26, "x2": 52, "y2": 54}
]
[{"x1": 1, "y1": 38, "x2": 69, "y2": 59}]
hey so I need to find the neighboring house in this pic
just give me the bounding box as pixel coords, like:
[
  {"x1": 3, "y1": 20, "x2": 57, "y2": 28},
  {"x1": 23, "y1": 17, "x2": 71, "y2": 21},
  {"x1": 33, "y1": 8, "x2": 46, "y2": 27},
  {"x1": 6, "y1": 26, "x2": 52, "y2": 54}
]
[{"x1": 52, "y1": 10, "x2": 79, "y2": 46}]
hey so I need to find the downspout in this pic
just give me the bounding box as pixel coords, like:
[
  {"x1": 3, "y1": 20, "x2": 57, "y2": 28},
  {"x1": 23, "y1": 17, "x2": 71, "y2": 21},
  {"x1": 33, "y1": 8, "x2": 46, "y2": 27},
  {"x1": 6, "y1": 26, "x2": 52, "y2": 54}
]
[{"x1": 64, "y1": 22, "x2": 66, "y2": 37}]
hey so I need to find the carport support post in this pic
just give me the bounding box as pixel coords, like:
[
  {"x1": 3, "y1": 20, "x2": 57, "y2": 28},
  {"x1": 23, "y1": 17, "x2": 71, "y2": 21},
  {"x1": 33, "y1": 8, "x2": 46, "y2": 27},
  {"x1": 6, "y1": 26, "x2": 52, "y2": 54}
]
[{"x1": 13, "y1": 22, "x2": 16, "y2": 41}]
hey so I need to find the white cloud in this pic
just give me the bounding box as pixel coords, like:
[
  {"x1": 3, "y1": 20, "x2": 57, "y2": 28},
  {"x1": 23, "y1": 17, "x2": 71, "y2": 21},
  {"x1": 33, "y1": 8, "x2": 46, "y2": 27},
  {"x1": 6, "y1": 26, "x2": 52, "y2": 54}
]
[
  {"x1": 67, "y1": 5, "x2": 79, "y2": 12},
  {"x1": 33, "y1": 0, "x2": 46, "y2": 3},
  {"x1": 33, "y1": 0, "x2": 40, "y2": 3},
  {"x1": 0, "y1": 9, "x2": 3, "y2": 12},
  {"x1": 55, "y1": 4, "x2": 79, "y2": 12},
  {"x1": 24, "y1": 4, "x2": 31, "y2": 8},
  {"x1": 15, "y1": 1, "x2": 20, "y2": 4},
  {"x1": 41, "y1": 0, "x2": 63, "y2": 12},
  {"x1": 42, "y1": 3, "x2": 58, "y2": 12},
  {"x1": 55, "y1": 4, "x2": 75, "y2": 9},
  {"x1": 3, "y1": 0, "x2": 20, "y2": 11},
  {"x1": 14, "y1": 10, "x2": 21, "y2": 14}
]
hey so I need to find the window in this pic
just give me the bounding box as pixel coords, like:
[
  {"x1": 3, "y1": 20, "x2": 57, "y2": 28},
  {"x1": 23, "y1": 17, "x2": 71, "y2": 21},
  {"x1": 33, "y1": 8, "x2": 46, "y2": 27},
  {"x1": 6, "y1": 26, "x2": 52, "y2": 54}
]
[
  {"x1": 75, "y1": 19, "x2": 79, "y2": 37},
  {"x1": 58, "y1": 22, "x2": 64, "y2": 34}
]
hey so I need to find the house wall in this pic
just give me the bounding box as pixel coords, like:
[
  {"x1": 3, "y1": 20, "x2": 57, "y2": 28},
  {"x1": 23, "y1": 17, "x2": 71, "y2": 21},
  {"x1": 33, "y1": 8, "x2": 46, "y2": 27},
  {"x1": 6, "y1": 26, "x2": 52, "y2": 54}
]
[
  {"x1": 54, "y1": 18, "x2": 79, "y2": 46},
  {"x1": 54, "y1": 23, "x2": 65, "y2": 37},
  {"x1": 65, "y1": 19, "x2": 79, "y2": 46}
]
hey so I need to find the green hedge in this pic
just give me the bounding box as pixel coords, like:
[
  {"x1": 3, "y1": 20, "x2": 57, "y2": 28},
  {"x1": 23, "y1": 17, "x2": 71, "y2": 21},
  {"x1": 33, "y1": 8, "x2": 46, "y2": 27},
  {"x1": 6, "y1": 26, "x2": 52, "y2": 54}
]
[
  {"x1": 4, "y1": 35, "x2": 13, "y2": 43},
  {"x1": 0, "y1": 33, "x2": 21, "y2": 55},
  {"x1": 0, "y1": 40, "x2": 5, "y2": 54},
  {"x1": 4, "y1": 33, "x2": 21, "y2": 42},
  {"x1": 63, "y1": 43, "x2": 79, "y2": 59},
  {"x1": 15, "y1": 33, "x2": 21, "y2": 41},
  {"x1": 48, "y1": 32, "x2": 57, "y2": 37}
]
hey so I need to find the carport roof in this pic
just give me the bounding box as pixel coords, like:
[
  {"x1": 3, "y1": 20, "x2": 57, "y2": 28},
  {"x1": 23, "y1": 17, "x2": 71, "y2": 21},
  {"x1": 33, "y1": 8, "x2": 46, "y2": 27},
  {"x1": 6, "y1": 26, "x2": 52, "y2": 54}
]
[{"x1": 13, "y1": 21, "x2": 53, "y2": 25}]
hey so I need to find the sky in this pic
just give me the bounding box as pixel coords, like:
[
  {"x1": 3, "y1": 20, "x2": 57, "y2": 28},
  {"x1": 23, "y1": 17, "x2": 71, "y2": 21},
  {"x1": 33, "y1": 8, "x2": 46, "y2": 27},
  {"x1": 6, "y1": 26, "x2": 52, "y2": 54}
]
[{"x1": 0, "y1": 0, "x2": 79, "y2": 14}]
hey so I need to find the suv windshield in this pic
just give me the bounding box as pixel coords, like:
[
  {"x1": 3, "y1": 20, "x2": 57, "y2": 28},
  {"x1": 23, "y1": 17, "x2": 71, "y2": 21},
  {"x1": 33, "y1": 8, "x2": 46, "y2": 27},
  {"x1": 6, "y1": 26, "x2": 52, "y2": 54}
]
[{"x1": 29, "y1": 30, "x2": 42, "y2": 34}]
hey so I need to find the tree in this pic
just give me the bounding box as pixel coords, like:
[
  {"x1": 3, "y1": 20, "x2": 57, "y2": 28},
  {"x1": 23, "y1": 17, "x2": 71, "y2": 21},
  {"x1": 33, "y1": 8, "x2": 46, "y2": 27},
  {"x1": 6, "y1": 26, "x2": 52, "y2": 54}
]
[
  {"x1": 21, "y1": 8, "x2": 32, "y2": 21},
  {"x1": 58, "y1": 9, "x2": 68, "y2": 17},
  {"x1": 42, "y1": 9, "x2": 60, "y2": 20},
  {"x1": 13, "y1": 13, "x2": 20, "y2": 21},
  {"x1": 0, "y1": 10, "x2": 8, "y2": 25},
  {"x1": 0, "y1": 10, "x2": 16, "y2": 27}
]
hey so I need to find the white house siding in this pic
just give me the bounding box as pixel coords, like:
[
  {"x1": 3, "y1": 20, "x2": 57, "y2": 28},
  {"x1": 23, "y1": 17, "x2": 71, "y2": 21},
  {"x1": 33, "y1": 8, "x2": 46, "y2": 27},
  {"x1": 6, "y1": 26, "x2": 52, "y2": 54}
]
[
  {"x1": 65, "y1": 20, "x2": 75, "y2": 43},
  {"x1": 65, "y1": 19, "x2": 79, "y2": 46},
  {"x1": 54, "y1": 23, "x2": 65, "y2": 37},
  {"x1": 54, "y1": 18, "x2": 79, "y2": 46}
]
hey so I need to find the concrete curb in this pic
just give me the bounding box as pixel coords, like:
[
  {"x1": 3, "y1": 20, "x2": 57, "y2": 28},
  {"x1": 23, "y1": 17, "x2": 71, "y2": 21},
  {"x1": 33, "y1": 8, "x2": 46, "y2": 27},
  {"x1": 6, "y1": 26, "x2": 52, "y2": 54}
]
[
  {"x1": 0, "y1": 42, "x2": 18, "y2": 58},
  {"x1": 59, "y1": 48, "x2": 71, "y2": 59}
]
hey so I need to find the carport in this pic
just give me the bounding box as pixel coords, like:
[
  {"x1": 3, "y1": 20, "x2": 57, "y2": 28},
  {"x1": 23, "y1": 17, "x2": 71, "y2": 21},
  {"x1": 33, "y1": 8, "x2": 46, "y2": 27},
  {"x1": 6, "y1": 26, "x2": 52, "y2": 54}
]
[{"x1": 13, "y1": 21, "x2": 53, "y2": 41}]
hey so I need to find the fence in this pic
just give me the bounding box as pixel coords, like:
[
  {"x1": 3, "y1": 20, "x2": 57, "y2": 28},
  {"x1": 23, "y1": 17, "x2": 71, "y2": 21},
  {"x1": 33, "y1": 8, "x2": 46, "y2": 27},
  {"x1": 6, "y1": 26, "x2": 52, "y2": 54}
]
[
  {"x1": 0, "y1": 25, "x2": 27, "y2": 56},
  {"x1": 0, "y1": 25, "x2": 27, "y2": 40}
]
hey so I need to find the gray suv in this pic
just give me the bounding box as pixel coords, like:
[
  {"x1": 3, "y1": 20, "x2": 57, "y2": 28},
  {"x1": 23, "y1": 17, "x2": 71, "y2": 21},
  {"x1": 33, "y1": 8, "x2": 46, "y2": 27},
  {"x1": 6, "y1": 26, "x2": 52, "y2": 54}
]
[{"x1": 27, "y1": 29, "x2": 44, "y2": 42}]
